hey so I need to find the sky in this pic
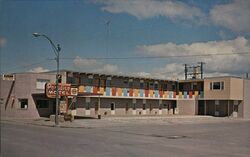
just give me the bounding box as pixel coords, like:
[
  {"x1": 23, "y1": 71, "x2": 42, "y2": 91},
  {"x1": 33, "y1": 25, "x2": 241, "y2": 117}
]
[{"x1": 0, "y1": 0, "x2": 250, "y2": 80}]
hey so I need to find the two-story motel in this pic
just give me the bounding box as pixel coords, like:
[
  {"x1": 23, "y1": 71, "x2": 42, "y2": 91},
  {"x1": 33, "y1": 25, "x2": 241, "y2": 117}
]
[{"x1": 1, "y1": 71, "x2": 250, "y2": 119}]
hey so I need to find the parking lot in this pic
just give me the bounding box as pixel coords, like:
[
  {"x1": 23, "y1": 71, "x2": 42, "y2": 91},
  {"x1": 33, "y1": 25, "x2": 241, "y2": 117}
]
[{"x1": 1, "y1": 116, "x2": 250, "y2": 157}]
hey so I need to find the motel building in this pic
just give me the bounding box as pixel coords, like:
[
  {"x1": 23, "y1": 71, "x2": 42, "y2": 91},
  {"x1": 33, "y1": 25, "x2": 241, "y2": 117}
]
[{"x1": 1, "y1": 71, "x2": 250, "y2": 119}]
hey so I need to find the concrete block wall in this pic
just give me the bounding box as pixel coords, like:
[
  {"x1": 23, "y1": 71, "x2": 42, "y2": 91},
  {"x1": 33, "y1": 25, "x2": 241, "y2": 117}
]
[
  {"x1": 1, "y1": 79, "x2": 40, "y2": 119},
  {"x1": 177, "y1": 100, "x2": 198, "y2": 115},
  {"x1": 1, "y1": 73, "x2": 59, "y2": 119},
  {"x1": 242, "y1": 79, "x2": 250, "y2": 118},
  {"x1": 73, "y1": 97, "x2": 176, "y2": 117}
]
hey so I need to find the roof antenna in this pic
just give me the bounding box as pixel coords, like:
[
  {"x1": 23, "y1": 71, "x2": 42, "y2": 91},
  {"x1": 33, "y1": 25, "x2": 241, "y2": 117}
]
[{"x1": 105, "y1": 20, "x2": 111, "y2": 57}]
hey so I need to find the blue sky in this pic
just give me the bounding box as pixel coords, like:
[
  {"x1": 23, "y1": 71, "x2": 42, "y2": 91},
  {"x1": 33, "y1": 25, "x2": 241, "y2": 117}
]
[{"x1": 0, "y1": 0, "x2": 249, "y2": 79}]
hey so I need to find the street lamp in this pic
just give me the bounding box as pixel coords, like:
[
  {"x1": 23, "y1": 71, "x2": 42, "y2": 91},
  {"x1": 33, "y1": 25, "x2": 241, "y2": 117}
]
[{"x1": 32, "y1": 32, "x2": 61, "y2": 126}]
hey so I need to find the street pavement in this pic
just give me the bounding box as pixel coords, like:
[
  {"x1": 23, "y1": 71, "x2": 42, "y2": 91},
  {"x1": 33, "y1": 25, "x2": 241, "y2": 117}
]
[{"x1": 1, "y1": 117, "x2": 250, "y2": 157}]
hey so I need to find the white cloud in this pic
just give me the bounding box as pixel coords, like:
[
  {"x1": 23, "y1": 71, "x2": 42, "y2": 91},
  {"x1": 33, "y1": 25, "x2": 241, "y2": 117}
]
[
  {"x1": 95, "y1": 64, "x2": 119, "y2": 74},
  {"x1": 95, "y1": 0, "x2": 206, "y2": 24},
  {"x1": 210, "y1": 0, "x2": 250, "y2": 32},
  {"x1": 28, "y1": 67, "x2": 49, "y2": 73},
  {"x1": 218, "y1": 30, "x2": 229, "y2": 39},
  {"x1": 0, "y1": 37, "x2": 6, "y2": 47},
  {"x1": 132, "y1": 71, "x2": 152, "y2": 78},
  {"x1": 94, "y1": 0, "x2": 250, "y2": 33},
  {"x1": 129, "y1": 64, "x2": 183, "y2": 80},
  {"x1": 137, "y1": 36, "x2": 250, "y2": 78},
  {"x1": 73, "y1": 56, "x2": 119, "y2": 74}
]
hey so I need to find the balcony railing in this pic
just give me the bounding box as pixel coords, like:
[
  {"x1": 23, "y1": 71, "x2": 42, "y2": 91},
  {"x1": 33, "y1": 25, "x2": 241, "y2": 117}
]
[{"x1": 78, "y1": 85, "x2": 204, "y2": 99}]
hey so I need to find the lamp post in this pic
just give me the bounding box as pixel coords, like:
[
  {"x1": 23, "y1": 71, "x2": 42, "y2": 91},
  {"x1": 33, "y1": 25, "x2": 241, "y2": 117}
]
[{"x1": 32, "y1": 33, "x2": 61, "y2": 126}]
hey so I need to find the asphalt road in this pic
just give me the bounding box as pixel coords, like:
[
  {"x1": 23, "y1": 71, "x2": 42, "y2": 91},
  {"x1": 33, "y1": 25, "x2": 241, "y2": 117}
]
[{"x1": 1, "y1": 119, "x2": 250, "y2": 157}]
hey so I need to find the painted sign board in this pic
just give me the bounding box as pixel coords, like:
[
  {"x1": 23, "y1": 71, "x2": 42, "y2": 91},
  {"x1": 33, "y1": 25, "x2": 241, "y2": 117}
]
[
  {"x1": 60, "y1": 101, "x2": 67, "y2": 113},
  {"x1": 70, "y1": 88, "x2": 78, "y2": 96},
  {"x1": 2, "y1": 74, "x2": 15, "y2": 80},
  {"x1": 45, "y1": 83, "x2": 71, "y2": 98}
]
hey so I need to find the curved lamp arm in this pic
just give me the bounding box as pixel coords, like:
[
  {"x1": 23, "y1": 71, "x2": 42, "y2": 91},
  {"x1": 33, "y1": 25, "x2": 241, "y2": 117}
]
[{"x1": 32, "y1": 33, "x2": 61, "y2": 56}]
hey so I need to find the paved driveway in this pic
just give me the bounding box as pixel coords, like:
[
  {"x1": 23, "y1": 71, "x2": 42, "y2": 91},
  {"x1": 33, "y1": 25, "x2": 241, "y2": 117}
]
[{"x1": 1, "y1": 117, "x2": 250, "y2": 157}]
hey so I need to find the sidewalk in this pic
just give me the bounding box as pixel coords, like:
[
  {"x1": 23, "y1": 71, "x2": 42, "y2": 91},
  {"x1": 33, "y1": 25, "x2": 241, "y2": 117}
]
[{"x1": 2, "y1": 115, "x2": 249, "y2": 128}]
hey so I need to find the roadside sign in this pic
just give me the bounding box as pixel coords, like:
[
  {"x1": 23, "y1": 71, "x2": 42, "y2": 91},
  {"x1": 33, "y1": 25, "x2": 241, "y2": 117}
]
[{"x1": 45, "y1": 83, "x2": 71, "y2": 98}]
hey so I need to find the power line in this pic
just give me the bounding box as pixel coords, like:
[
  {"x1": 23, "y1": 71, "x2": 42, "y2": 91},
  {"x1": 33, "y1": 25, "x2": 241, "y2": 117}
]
[
  {"x1": 2, "y1": 59, "x2": 52, "y2": 73},
  {"x1": 2, "y1": 51, "x2": 249, "y2": 73},
  {"x1": 61, "y1": 52, "x2": 250, "y2": 60}
]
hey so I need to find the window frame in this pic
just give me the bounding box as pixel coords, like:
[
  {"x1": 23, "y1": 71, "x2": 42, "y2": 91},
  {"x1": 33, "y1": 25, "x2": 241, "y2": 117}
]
[
  {"x1": 163, "y1": 83, "x2": 168, "y2": 91},
  {"x1": 210, "y1": 81, "x2": 225, "y2": 90},
  {"x1": 19, "y1": 99, "x2": 28, "y2": 109}
]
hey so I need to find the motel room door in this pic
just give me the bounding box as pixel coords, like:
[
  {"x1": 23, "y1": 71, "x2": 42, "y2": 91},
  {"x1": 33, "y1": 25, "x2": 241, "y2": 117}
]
[{"x1": 198, "y1": 100, "x2": 205, "y2": 115}]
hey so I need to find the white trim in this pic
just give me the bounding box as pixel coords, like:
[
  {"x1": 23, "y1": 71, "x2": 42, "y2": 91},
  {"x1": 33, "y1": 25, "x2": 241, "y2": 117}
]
[
  {"x1": 85, "y1": 110, "x2": 90, "y2": 116},
  {"x1": 111, "y1": 110, "x2": 115, "y2": 115}
]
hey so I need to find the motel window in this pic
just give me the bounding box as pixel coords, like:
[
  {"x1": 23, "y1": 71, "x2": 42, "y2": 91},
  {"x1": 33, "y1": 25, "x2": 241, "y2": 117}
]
[
  {"x1": 19, "y1": 99, "x2": 28, "y2": 109},
  {"x1": 210, "y1": 82, "x2": 224, "y2": 90},
  {"x1": 100, "y1": 79, "x2": 106, "y2": 87},
  {"x1": 106, "y1": 80, "x2": 111, "y2": 87},
  {"x1": 111, "y1": 103, "x2": 115, "y2": 110},
  {"x1": 94, "y1": 78, "x2": 100, "y2": 87},
  {"x1": 158, "y1": 84, "x2": 162, "y2": 91},
  {"x1": 163, "y1": 84, "x2": 167, "y2": 91},
  {"x1": 154, "y1": 83, "x2": 158, "y2": 90},
  {"x1": 213, "y1": 82, "x2": 220, "y2": 90},
  {"x1": 145, "y1": 82, "x2": 150, "y2": 90},
  {"x1": 149, "y1": 82, "x2": 154, "y2": 89},
  {"x1": 172, "y1": 84, "x2": 176, "y2": 91},
  {"x1": 80, "y1": 76, "x2": 85, "y2": 84},
  {"x1": 36, "y1": 100, "x2": 49, "y2": 108},
  {"x1": 68, "y1": 77, "x2": 77, "y2": 84},
  {"x1": 123, "y1": 80, "x2": 128, "y2": 84},
  {"x1": 88, "y1": 78, "x2": 93, "y2": 85},
  {"x1": 140, "y1": 82, "x2": 144, "y2": 89},
  {"x1": 36, "y1": 79, "x2": 49, "y2": 90},
  {"x1": 129, "y1": 80, "x2": 133, "y2": 88},
  {"x1": 191, "y1": 83, "x2": 197, "y2": 91}
]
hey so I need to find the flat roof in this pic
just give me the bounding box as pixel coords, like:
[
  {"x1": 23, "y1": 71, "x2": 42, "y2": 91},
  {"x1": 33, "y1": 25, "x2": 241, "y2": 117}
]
[
  {"x1": 4, "y1": 70, "x2": 249, "y2": 82},
  {"x1": 65, "y1": 70, "x2": 177, "y2": 82},
  {"x1": 204, "y1": 76, "x2": 245, "y2": 80}
]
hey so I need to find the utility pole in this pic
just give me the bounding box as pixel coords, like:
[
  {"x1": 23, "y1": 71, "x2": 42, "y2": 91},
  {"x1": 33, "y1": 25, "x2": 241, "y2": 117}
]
[
  {"x1": 32, "y1": 33, "x2": 61, "y2": 126},
  {"x1": 184, "y1": 64, "x2": 188, "y2": 80}
]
